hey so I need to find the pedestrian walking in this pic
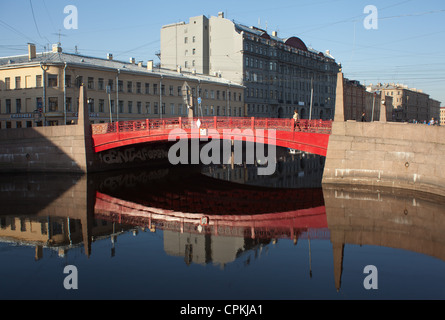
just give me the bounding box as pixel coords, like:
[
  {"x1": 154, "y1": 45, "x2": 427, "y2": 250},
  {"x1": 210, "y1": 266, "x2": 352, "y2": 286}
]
[{"x1": 293, "y1": 110, "x2": 300, "y2": 131}]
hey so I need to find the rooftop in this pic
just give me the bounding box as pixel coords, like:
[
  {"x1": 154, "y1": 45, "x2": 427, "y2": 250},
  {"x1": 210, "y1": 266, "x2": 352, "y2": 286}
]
[
  {"x1": 0, "y1": 45, "x2": 244, "y2": 88},
  {"x1": 232, "y1": 20, "x2": 335, "y2": 60}
]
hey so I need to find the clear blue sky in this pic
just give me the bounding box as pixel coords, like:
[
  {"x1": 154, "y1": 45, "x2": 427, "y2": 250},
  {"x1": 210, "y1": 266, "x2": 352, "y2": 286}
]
[{"x1": 1, "y1": 0, "x2": 444, "y2": 104}]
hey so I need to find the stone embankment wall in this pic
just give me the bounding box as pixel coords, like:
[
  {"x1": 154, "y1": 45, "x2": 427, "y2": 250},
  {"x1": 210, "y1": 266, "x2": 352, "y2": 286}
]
[
  {"x1": 0, "y1": 85, "x2": 96, "y2": 173},
  {"x1": 322, "y1": 72, "x2": 445, "y2": 197}
]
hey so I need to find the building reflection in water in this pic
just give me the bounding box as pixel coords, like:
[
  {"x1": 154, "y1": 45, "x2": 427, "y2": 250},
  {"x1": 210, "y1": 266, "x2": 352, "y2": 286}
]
[
  {"x1": 323, "y1": 183, "x2": 445, "y2": 292},
  {"x1": 0, "y1": 148, "x2": 444, "y2": 295}
]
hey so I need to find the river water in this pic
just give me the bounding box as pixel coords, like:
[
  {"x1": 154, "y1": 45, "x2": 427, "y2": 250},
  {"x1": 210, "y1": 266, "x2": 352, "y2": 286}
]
[{"x1": 0, "y1": 148, "x2": 444, "y2": 301}]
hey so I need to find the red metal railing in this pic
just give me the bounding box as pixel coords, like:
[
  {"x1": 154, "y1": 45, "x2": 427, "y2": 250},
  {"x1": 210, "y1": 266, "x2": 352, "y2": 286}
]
[{"x1": 92, "y1": 117, "x2": 332, "y2": 136}]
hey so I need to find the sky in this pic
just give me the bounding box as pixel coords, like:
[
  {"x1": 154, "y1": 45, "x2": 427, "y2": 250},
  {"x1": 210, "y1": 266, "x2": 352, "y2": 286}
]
[{"x1": 0, "y1": 0, "x2": 444, "y2": 104}]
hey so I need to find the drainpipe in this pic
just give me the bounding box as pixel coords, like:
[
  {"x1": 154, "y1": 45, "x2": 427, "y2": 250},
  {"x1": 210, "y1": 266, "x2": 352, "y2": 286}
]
[
  {"x1": 39, "y1": 62, "x2": 47, "y2": 126},
  {"x1": 63, "y1": 62, "x2": 67, "y2": 125},
  {"x1": 116, "y1": 69, "x2": 120, "y2": 122},
  {"x1": 227, "y1": 84, "x2": 230, "y2": 116},
  {"x1": 160, "y1": 75, "x2": 163, "y2": 119}
]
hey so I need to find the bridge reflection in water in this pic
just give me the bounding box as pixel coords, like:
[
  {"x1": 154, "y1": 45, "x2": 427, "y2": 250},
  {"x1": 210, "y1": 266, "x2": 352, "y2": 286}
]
[{"x1": 0, "y1": 152, "x2": 445, "y2": 298}]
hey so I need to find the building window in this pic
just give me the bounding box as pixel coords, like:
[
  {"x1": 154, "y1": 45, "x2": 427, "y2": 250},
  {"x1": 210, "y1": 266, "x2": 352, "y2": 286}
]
[
  {"x1": 170, "y1": 103, "x2": 175, "y2": 115},
  {"x1": 15, "y1": 77, "x2": 21, "y2": 89},
  {"x1": 127, "y1": 81, "x2": 133, "y2": 93},
  {"x1": 137, "y1": 101, "x2": 142, "y2": 114},
  {"x1": 118, "y1": 100, "x2": 124, "y2": 113},
  {"x1": 88, "y1": 99, "x2": 94, "y2": 112},
  {"x1": 16, "y1": 99, "x2": 21, "y2": 113},
  {"x1": 5, "y1": 77, "x2": 10, "y2": 90},
  {"x1": 88, "y1": 77, "x2": 94, "y2": 89},
  {"x1": 66, "y1": 97, "x2": 72, "y2": 112},
  {"x1": 178, "y1": 86, "x2": 182, "y2": 96},
  {"x1": 154, "y1": 102, "x2": 158, "y2": 114},
  {"x1": 145, "y1": 83, "x2": 150, "y2": 94},
  {"x1": 153, "y1": 84, "x2": 158, "y2": 95},
  {"x1": 110, "y1": 100, "x2": 115, "y2": 113},
  {"x1": 128, "y1": 101, "x2": 132, "y2": 114},
  {"x1": 76, "y1": 76, "x2": 83, "y2": 88},
  {"x1": 161, "y1": 85, "x2": 165, "y2": 96},
  {"x1": 48, "y1": 97, "x2": 58, "y2": 112},
  {"x1": 65, "y1": 75, "x2": 71, "y2": 88},
  {"x1": 184, "y1": 37, "x2": 188, "y2": 44},
  {"x1": 98, "y1": 78, "x2": 104, "y2": 90},
  {"x1": 145, "y1": 102, "x2": 151, "y2": 114},
  {"x1": 108, "y1": 79, "x2": 114, "y2": 92},
  {"x1": 48, "y1": 75, "x2": 58, "y2": 87},
  {"x1": 118, "y1": 80, "x2": 123, "y2": 92},
  {"x1": 36, "y1": 75, "x2": 42, "y2": 88},
  {"x1": 99, "y1": 99, "x2": 105, "y2": 113},
  {"x1": 136, "y1": 82, "x2": 141, "y2": 94}
]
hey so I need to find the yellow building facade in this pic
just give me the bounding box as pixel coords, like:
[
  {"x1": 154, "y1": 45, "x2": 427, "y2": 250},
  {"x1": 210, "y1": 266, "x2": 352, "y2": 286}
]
[{"x1": 0, "y1": 44, "x2": 245, "y2": 129}]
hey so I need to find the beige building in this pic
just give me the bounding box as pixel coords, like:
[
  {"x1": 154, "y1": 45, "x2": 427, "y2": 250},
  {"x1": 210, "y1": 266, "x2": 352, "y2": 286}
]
[
  {"x1": 367, "y1": 83, "x2": 441, "y2": 123},
  {"x1": 161, "y1": 12, "x2": 340, "y2": 119},
  {"x1": 0, "y1": 43, "x2": 245, "y2": 129},
  {"x1": 441, "y1": 107, "x2": 445, "y2": 126}
]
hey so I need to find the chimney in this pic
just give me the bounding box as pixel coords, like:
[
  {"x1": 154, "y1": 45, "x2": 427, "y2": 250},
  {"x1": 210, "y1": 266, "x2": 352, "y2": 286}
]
[
  {"x1": 28, "y1": 43, "x2": 36, "y2": 60},
  {"x1": 218, "y1": 12, "x2": 224, "y2": 18},
  {"x1": 107, "y1": 53, "x2": 113, "y2": 60},
  {"x1": 130, "y1": 57, "x2": 135, "y2": 64},
  {"x1": 177, "y1": 65, "x2": 182, "y2": 73},
  {"x1": 138, "y1": 61, "x2": 143, "y2": 67},
  {"x1": 52, "y1": 43, "x2": 62, "y2": 53},
  {"x1": 147, "y1": 60, "x2": 153, "y2": 71},
  {"x1": 272, "y1": 31, "x2": 278, "y2": 37}
]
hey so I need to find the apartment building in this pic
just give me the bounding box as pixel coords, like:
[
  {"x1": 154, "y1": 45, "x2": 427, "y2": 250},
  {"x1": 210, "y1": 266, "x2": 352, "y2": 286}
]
[
  {"x1": 0, "y1": 43, "x2": 245, "y2": 129},
  {"x1": 367, "y1": 83, "x2": 441, "y2": 123},
  {"x1": 344, "y1": 79, "x2": 393, "y2": 121},
  {"x1": 161, "y1": 12, "x2": 340, "y2": 119}
]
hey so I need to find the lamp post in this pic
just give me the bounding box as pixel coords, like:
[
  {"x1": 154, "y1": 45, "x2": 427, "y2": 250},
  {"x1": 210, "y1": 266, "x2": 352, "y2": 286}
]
[{"x1": 106, "y1": 85, "x2": 112, "y2": 123}]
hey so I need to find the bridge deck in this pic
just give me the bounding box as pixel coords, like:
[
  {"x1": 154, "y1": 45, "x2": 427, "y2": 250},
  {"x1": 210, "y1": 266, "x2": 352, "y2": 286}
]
[{"x1": 91, "y1": 117, "x2": 332, "y2": 156}]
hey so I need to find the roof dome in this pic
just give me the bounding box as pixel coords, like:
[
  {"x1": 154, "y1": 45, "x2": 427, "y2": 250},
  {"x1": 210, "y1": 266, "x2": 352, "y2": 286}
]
[{"x1": 284, "y1": 37, "x2": 308, "y2": 51}]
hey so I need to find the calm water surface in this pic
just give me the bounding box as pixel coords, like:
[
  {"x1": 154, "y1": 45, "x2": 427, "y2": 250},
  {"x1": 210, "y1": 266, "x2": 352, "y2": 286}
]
[{"x1": 0, "y1": 150, "x2": 444, "y2": 300}]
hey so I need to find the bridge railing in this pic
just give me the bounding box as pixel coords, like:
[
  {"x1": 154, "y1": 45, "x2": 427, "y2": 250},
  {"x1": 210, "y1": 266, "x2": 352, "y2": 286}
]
[{"x1": 91, "y1": 117, "x2": 332, "y2": 135}]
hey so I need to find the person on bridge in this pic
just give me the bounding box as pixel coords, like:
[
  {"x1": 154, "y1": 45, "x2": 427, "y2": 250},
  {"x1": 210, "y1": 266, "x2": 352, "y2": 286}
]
[
  {"x1": 361, "y1": 112, "x2": 366, "y2": 122},
  {"x1": 293, "y1": 110, "x2": 301, "y2": 131}
]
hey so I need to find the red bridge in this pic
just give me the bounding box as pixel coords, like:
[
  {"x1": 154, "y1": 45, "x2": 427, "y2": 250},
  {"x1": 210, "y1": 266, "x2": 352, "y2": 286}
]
[
  {"x1": 91, "y1": 117, "x2": 332, "y2": 156},
  {"x1": 95, "y1": 192, "x2": 329, "y2": 241}
]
